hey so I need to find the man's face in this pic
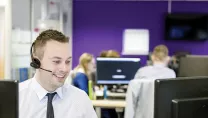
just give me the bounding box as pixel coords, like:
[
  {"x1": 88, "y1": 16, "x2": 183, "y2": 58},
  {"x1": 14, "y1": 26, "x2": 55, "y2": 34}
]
[{"x1": 40, "y1": 40, "x2": 71, "y2": 89}]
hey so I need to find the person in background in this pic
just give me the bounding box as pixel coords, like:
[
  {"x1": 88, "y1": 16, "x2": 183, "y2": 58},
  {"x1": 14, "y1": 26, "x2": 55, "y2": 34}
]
[
  {"x1": 125, "y1": 45, "x2": 176, "y2": 118},
  {"x1": 97, "y1": 50, "x2": 120, "y2": 118},
  {"x1": 106, "y1": 50, "x2": 120, "y2": 58},
  {"x1": 168, "y1": 51, "x2": 190, "y2": 76},
  {"x1": 99, "y1": 50, "x2": 108, "y2": 57},
  {"x1": 134, "y1": 44, "x2": 176, "y2": 79},
  {"x1": 72, "y1": 53, "x2": 96, "y2": 95}
]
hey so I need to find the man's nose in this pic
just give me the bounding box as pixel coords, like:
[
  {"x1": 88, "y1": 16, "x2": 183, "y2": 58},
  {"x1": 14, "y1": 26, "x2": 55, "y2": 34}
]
[{"x1": 59, "y1": 63, "x2": 69, "y2": 72}]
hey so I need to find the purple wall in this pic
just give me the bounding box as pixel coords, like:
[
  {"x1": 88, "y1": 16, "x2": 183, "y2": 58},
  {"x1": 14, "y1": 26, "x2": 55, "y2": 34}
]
[{"x1": 72, "y1": 1, "x2": 208, "y2": 68}]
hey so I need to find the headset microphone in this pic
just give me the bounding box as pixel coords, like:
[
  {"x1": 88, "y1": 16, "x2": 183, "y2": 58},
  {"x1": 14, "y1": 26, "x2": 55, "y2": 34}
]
[{"x1": 40, "y1": 68, "x2": 52, "y2": 73}]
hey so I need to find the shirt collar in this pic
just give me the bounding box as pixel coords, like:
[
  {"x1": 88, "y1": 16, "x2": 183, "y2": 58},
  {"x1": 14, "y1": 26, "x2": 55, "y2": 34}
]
[
  {"x1": 31, "y1": 74, "x2": 64, "y2": 101},
  {"x1": 153, "y1": 62, "x2": 167, "y2": 67}
]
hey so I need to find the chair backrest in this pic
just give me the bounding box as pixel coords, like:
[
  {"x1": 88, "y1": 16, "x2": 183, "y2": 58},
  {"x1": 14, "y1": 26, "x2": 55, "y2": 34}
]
[{"x1": 125, "y1": 78, "x2": 155, "y2": 118}]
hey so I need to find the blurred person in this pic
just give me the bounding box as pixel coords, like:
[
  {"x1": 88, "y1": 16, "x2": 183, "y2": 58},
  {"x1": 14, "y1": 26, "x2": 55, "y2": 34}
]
[
  {"x1": 99, "y1": 50, "x2": 108, "y2": 57},
  {"x1": 106, "y1": 50, "x2": 120, "y2": 58},
  {"x1": 125, "y1": 45, "x2": 176, "y2": 118},
  {"x1": 72, "y1": 53, "x2": 96, "y2": 95},
  {"x1": 134, "y1": 44, "x2": 176, "y2": 79}
]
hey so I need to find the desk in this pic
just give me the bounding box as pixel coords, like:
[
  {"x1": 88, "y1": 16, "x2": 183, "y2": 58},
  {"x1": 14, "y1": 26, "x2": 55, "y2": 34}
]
[
  {"x1": 92, "y1": 100, "x2": 126, "y2": 118},
  {"x1": 95, "y1": 91, "x2": 126, "y2": 99}
]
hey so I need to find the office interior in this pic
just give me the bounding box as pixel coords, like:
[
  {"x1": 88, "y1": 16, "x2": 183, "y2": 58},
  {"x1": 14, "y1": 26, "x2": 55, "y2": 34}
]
[{"x1": 1, "y1": 0, "x2": 208, "y2": 118}]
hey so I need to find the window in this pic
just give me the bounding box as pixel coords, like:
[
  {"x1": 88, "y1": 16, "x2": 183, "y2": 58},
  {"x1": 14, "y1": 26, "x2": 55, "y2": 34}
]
[{"x1": 122, "y1": 29, "x2": 149, "y2": 55}]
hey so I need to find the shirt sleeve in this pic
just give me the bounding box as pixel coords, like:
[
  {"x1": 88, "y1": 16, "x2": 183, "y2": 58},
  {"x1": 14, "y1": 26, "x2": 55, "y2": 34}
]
[{"x1": 134, "y1": 68, "x2": 146, "y2": 79}]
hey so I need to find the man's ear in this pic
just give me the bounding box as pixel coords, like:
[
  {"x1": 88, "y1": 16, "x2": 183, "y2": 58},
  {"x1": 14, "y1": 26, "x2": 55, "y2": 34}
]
[
  {"x1": 164, "y1": 56, "x2": 171, "y2": 64},
  {"x1": 166, "y1": 56, "x2": 171, "y2": 62},
  {"x1": 33, "y1": 55, "x2": 40, "y2": 60},
  {"x1": 151, "y1": 54, "x2": 155, "y2": 61}
]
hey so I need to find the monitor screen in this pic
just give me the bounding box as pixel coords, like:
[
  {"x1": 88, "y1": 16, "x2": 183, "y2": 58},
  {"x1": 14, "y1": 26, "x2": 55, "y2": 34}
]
[
  {"x1": 0, "y1": 80, "x2": 18, "y2": 118},
  {"x1": 154, "y1": 77, "x2": 208, "y2": 118},
  {"x1": 165, "y1": 13, "x2": 208, "y2": 41},
  {"x1": 96, "y1": 57, "x2": 140, "y2": 84},
  {"x1": 178, "y1": 55, "x2": 208, "y2": 77}
]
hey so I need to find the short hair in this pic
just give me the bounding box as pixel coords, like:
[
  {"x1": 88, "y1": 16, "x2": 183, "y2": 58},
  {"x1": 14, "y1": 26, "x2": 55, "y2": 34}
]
[
  {"x1": 106, "y1": 50, "x2": 120, "y2": 58},
  {"x1": 33, "y1": 29, "x2": 68, "y2": 60},
  {"x1": 99, "y1": 50, "x2": 108, "y2": 57},
  {"x1": 152, "y1": 45, "x2": 168, "y2": 61}
]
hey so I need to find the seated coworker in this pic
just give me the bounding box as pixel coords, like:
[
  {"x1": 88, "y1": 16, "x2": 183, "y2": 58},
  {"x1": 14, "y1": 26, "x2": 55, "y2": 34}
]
[
  {"x1": 72, "y1": 53, "x2": 95, "y2": 94},
  {"x1": 134, "y1": 44, "x2": 176, "y2": 79},
  {"x1": 99, "y1": 50, "x2": 120, "y2": 118},
  {"x1": 106, "y1": 50, "x2": 120, "y2": 58},
  {"x1": 125, "y1": 45, "x2": 176, "y2": 118}
]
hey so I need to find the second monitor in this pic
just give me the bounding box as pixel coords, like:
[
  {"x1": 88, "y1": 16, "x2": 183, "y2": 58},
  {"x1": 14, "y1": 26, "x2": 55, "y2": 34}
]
[{"x1": 96, "y1": 57, "x2": 140, "y2": 84}]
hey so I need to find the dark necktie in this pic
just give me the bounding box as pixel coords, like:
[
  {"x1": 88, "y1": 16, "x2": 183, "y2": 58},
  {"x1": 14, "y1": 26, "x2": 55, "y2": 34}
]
[{"x1": 46, "y1": 92, "x2": 57, "y2": 118}]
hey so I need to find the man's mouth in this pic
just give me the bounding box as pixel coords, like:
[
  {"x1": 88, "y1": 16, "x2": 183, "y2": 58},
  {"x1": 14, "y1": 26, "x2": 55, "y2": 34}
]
[{"x1": 54, "y1": 74, "x2": 66, "y2": 79}]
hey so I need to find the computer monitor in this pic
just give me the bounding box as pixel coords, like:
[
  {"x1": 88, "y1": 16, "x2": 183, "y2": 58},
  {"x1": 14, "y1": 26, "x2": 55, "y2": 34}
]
[
  {"x1": 0, "y1": 80, "x2": 18, "y2": 118},
  {"x1": 178, "y1": 55, "x2": 208, "y2": 77},
  {"x1": 96, "y1": 57, "x2": 140, "y2": 84},
  {"x1": 172, "y1": 97, "x2": 208, "y2": 118},
  {"x1": 154, "y1": 77, "x2": 208, "y2": 118}
]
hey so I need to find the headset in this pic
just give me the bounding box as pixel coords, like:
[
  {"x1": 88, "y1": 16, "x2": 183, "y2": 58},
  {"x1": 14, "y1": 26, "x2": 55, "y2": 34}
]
[{"x1": 30, "y1": 42, "x2": 52, "y2": 73}]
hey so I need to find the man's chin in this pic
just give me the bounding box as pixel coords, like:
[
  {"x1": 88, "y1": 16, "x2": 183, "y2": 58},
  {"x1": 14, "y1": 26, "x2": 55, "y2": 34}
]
[
  {"x1": 53, "y1": 81, "x2": 65, "y2": 88},
  {"x1": 53, "y1": 77, "x2": 66, "y2": 86}
]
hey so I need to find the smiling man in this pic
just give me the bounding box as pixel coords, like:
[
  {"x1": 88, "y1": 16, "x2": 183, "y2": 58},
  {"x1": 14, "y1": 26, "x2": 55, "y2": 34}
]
[{"x1": 19, "y1": 29, "x2": 97, "y2": 118}]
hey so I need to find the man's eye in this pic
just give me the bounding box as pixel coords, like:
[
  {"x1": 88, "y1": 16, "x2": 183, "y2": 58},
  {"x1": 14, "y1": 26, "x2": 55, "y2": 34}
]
[
  {"x1": 53, "y1": 61, "x2": 61, "y2": 64},
  {"x1": 66, "y1": 60, "x2": 71, "y2": 64}
]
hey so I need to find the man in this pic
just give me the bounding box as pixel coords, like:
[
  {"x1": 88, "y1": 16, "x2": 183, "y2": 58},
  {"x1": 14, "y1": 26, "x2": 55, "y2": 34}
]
[
  {"x1": 19, "y1": 29, "x2": 97, "y2": 118},
  {"x1": 125, "y1": 45, "x2": 176, "y2": 118},
  {"x1": 134, "y1": 44, "x2": 176, "y2": 79}
]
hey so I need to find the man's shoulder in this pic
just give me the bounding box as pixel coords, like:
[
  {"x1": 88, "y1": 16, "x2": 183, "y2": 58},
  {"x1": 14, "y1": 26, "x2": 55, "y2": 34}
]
[
  {"x1": 139, "y1": 65, "x2": 153, "y2": 71},
  {"x1": 164, "y1": 67, "x2": 176, "y2": 78},
  {"x1": 64, "y1": 83, "x2": 88, "y2": 97},
  {"x1": 19, "y1": 78, "x2": 32, "y2": 92}
]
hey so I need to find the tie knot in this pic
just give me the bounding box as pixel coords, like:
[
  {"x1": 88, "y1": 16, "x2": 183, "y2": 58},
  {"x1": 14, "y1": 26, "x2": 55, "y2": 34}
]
[{"x1": 46, "y1": 92, "x2": 57, "y2": 102}]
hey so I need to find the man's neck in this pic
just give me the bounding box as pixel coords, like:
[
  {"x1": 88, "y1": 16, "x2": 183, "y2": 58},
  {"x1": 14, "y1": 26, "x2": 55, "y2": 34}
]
[
  {"x1": 35, "y1": 72, "x2": 57, "y2": 92},
  {"x1": 153, "y1": 61, "x2": 167, "y2": 66}
]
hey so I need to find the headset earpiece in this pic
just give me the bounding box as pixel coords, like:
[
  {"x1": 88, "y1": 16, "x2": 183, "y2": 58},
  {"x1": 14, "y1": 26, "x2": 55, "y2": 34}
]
[
  {"x1": 30, "y1": 42, "x2": 41, "y2": 69},
  {"x1": 30, "y1": 42, "x2": 52, "y2": 73},
  {"x1": 30, "y1": 58, "x2": 41, "y2": 69}
]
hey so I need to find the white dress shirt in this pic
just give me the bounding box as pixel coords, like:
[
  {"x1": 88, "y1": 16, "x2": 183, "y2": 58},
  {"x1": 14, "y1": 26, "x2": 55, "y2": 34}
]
[
  {"x1": 125, "y1": 63, "x2": 176, "y2": 118},
  {"x1": 19, "y1": 75, "x2": 98, "y2": 118},
  {"x1": 134, "y1": 62, "x2": 176, "y2": 79}
]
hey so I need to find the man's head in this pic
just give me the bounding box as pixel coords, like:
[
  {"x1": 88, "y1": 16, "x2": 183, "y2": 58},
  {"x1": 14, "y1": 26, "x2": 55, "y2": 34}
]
[
  {"x1": 151, "y1": 45, "x2": 169, "y2": 64},
  {"x1": 32, "y1": 29, "x2": 71, "y2": 92},
  {"x1": 106, "y1": 50, "x2": 120, "y2": 58}
]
